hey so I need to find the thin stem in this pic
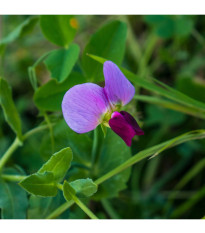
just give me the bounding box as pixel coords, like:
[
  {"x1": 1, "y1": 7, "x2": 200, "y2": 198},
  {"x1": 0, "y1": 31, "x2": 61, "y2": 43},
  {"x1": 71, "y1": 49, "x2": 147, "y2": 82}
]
[
  {"x1": 44, "y1": 129, "x2": 205, "y2": 219},
  {"x1": 71, "y1": 195, "x2": 98, "y2": 219},
  {"x1": 1, "y1": 174, "x2": 27, "y2": 182},
  {"x1": 91, "y1": 128, "x2": 98, "y2": 170},
  {"x1": 0, "y1": 124, "x2": 53, "y2": 171},
  {"x1": 0, "y1": 137, "x2": 22, "y2": 171},
  {"x1": 46, "y1": 200, "x2": 74, "y2": 219},
  {"x1": 95, "y1": 130, "x2": 205, "y2": 185},
  {"x1": 23, "y1": 124, "x2": 54, "y2": 140},
  {"x1": 44, "y1": 112, "x2": 55, "y2": 153}
]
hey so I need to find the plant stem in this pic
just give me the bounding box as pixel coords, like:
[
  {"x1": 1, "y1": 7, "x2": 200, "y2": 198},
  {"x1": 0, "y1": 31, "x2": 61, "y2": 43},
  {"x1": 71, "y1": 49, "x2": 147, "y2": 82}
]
[
  {"x1": 1, "y1": 174, "x2": 27, "y2": 182},
  {"x1": 23, "y1": 124, "x2": 54, "y2": 140},
  {"x1": 46, "y1": 200, "x2": 74, "y2": 219},
  {"x1": 0, "y1": 124, "x2": 53, "y2": 171},
  {"x1": 71, "y1": 194, "x2": 98, "y2": 219},
  {"x1": 91, "y1": 128, "x2": 98, "y2": 170},
  {"x1": 44, "y1": 112, "x2": 55, "y2": 153},
  {"x1": 95, "y1": 130, "x2": 205, "y2": 185},
  {"x1": 0, "y1": 137, "x2": 22, "y2": 171},
  {"x1": 45, "y1": 129, "x2": 205, "y2": 219}
]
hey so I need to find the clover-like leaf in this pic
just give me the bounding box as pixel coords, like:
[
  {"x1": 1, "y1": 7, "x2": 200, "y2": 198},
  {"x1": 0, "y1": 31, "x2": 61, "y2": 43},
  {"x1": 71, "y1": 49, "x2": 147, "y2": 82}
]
[
  {"x1": 70, "y1": 178, "x2": 97, "y2": 198},
  {"x1": 38, "y1": 147, "x2": 73, "y2": 182},
  {"x1": 40, "y1": 15, "x2": 77, "y2": 47},
  {"x1": 19, "y1": 172, "x2": 58, "y2": 197},
  {"x1": 44, "y1": 44, "x2": 80, "y2": 82},
  {"x1": 82, "y1": 20, "x2": 127, "y2": 82},
  {"x1": 33, "y1": 72, "x2": 86, "y2": 111}
]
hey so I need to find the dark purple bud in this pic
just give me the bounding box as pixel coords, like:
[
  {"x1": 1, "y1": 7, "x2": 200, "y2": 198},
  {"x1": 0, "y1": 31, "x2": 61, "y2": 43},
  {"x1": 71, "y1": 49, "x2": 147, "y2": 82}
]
[{"x1": 109, "y1": 111, "x2": 144, "y2": 147}]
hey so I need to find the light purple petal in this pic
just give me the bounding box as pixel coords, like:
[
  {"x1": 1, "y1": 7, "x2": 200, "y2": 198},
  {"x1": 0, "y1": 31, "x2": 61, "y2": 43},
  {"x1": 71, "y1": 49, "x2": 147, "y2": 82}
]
[
  {"x1": 109, "y1": 111, "x2": 144, "y2": 146},
  {"x1": 62, "y1": 83, "x2": 109, "y2": 133},
  {"x1": 103, "y1": 61, "x2": 135, "y2": 107}
]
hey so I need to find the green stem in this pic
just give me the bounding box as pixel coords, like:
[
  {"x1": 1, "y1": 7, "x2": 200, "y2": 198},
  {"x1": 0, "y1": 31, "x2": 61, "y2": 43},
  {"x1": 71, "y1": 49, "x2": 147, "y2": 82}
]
[
  {"x1": 45, "y1": 129, "x2": 205, "y2": 219},
  {"x1": 57, "y1": 183, "x2": 98, "y2": 220},
  {"x1": 95, "y1": 130, "x2": 205, "y2": 185},
  {"x1": 44, "y1": 112, "x2": 55, "y2": 153},
  {"x1": 0, "y1": 137, "x2": 22, "y2": 171},
  {"x1": 0, "y1": 124, "x2": 53, "y2": 171},
  {"x1": 1, "y1": 174, "x2": 27, "y2": 182},
  {"x1": 46, "y1": 200, "x2": 74, "y2": 219},
  {"x1": 23, "y1": 124, "x2": 55, "y2": 140},
  {"x1": 71, "y1": 195, "x2": 98, "y2": 219},
  {"x1": 91, "y1": 128, "x2": 98, "y2": 170}
]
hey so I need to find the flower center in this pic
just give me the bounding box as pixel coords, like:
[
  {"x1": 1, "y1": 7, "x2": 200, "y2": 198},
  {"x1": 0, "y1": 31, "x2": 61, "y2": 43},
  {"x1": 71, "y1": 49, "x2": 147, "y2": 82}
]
[{"x1": 100, "y1": 102, "x2": 122, "y2": 127}]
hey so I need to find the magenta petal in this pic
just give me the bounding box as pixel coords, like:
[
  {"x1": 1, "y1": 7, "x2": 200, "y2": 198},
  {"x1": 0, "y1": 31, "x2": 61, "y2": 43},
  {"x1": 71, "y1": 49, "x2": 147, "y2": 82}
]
[
  {"x1": 109, "y1": 111, "x2": 144, "y2": 146},
  {"x1": 62, "y1": 83, "x2": 109, "y2": 133},
  {"x1": 103, "y1": 61, "x2": 135, "y2": 106}
]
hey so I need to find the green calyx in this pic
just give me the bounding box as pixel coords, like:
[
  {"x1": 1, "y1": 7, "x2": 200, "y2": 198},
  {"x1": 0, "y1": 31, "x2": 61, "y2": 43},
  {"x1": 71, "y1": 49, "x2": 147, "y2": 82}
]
[{"x1": 100, "y1": 102, "x2": 122, "y2": 129}]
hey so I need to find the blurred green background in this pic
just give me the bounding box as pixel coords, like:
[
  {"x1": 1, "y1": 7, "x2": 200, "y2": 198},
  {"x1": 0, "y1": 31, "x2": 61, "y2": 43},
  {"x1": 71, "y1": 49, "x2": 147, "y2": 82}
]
[{"x1": 0, "y1": 15, "x2": 205, "y2": 219}]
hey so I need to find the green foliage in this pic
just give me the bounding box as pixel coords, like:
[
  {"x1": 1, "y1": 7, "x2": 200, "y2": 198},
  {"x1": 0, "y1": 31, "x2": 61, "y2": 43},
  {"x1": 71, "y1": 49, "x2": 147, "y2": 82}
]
[
  {"x1": 144, "y1": 15, "x2": 194, "y2": 38},
  {"x1": 28, "y1": 193, "x2": 66, "y2": 219},
  {"x1": 19, "y1": 147, "x2": 73, "y2": 196},
  {"x1": 19, "y1": 172, "x2": 58, "y2": 197},
  {"x1": 1, "y1": 15, "x2": 205, "y2": 220},
  {"x1": 70, "y1": 178, "x2": 97, "y2": 198},
  {"x1": 40, "y1": 120, "x2": 92, "y2": 165},
  {"x1": 0, "y1": 167, "x2": 28, "y2": 219},
  {"x1": 0, "y1": 16, "x2": 38, "y2": 55},
  {"x1": 33, "y1": 72, "x2": 86, "y2": 111},
  {"x1": 82, "y1": 20, "x2": 127, "y2": 81},
  {"x1": 63, "y1": 180, "x2": 76, "y2": 201},
  {"x1": 38, "y1": 147, "x2": 73, "y2": 182},
  {"x1": 44, "y1": 44, "x2": 80, "y2": 82},
  {"x1": 40, "y1": 15, "x2": 77, "y2": 47},
  {"x1": 0, "y1": 78, "x2": 22, "y2": 140},
  {"x1": 94, "y1": 130, "x2": 131, "y2": 199}
]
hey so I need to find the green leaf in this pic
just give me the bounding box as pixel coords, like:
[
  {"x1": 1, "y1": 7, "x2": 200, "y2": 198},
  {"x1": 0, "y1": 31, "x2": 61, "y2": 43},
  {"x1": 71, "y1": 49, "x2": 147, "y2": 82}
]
[
  {"x1": 0, "y1": 167, "x2": 28, "y2": 219},
  {"x1": 82, "y1": 20, "x2": 127, "y2": 81},
  {"x1": 0, "y1": 78, "x2": 22, "y2": 140},
  {"x1": 38, "y1": 147, "x2": 73, "y2": 182},
  {"x1": 40, "y1": 15, "x2": 77, "y2": 47},
  {"x1": 63, "y1": 180, "x2": 76, "y2": 201},
  {"x1": 94, "y1": 129, "x2": 132, "y2": 199},
  {"x1": 44, "y1": 44, "x2": 80, "y2": 82},
  {"x1": 40, "y1": 120, "x2": 92, "y2": 167},
  {"x1": 70, "y1": 178, "x2": 97, "y2": 198},
  {"x1": 19, "y1": 172, "x2": 58, "y2": 197},
  {"x1": 33, "y1": 72, "x2": 86, "y2": 111},
  {"x1": 0, "y1": 16, "x2": 38, "y2": 55}
]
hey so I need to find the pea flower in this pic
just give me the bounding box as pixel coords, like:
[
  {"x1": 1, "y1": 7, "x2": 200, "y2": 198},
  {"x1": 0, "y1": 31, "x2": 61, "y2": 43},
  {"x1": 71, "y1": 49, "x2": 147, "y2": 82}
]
[{"x1": 62, "y1": 61, "x2": 144, "y2": 146}]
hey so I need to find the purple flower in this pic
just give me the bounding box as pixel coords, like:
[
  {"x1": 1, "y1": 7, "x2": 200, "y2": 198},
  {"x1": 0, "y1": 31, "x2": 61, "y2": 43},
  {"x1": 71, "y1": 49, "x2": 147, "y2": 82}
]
[{"x1": 62, "y1": 61, "x2": 144, "y2": 146}]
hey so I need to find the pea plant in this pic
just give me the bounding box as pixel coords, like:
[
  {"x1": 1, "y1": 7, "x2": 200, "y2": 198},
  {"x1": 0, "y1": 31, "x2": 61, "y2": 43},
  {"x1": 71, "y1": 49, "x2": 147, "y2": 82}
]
[{"x1": 0, "y1": 15, "x2": 205, "y2": 219}]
